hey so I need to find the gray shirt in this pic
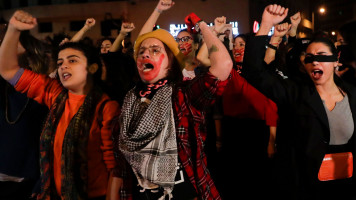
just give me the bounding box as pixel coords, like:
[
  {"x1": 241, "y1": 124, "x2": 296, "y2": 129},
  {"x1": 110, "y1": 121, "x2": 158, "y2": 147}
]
[{"x1": 323, "y1": 95, "x2": 354, "y2": 145}]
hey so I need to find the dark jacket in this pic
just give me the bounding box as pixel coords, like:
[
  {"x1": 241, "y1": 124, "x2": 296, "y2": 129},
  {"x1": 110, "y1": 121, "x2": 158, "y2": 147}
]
[
  {"x1": 0, "y1": 80, "x2": 48, "y2": 191},
  {"x1": 242, "y1": 35, "x2": 356, "y2": 199}
]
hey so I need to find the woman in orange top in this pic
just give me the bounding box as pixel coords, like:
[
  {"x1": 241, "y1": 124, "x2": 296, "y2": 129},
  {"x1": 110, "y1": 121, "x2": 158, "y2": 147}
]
[{"x1": 0, "y1": 10, "x2": 121, "y2": 200}]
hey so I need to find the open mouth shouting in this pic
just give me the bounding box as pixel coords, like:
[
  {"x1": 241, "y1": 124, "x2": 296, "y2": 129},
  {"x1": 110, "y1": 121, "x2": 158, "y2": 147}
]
[
  {"x1": 234, "y1": 52, "x2": 241, "y2": 57},
  {"x1": 138, "y1": 58, "x2": 156, "y2": 72},
  {"x1": 136, "y1": 56, "x2": 164, "y2": 83},
  {"x1": 62, "y1": 72, "x2": 72, "y2": 81},
  {"x1": 311, "y1": 69, "x2": 323, "y2": 80},
  {"x1": 143, "y1": 63, "x2": 154, "y2": 72},
  {"x1": 179, "y1": 43, "x2": 192, "y2": 56}
]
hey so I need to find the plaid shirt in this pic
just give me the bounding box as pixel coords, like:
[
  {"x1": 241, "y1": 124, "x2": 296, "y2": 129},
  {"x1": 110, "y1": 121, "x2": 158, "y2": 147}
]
[{"x1": 113, "y1": 71, "x2": 229, "y2": 200}]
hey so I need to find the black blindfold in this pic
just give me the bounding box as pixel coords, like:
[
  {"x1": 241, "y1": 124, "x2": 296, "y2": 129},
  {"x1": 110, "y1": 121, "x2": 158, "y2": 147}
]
[{"x1": 304, "y1": 54, "x2": 338, "y2": 64}]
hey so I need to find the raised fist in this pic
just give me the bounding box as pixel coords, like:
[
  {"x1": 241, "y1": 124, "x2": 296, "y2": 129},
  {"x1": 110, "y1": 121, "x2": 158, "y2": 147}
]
[
  {"x1": 261, "y1": 4, "x2": 288, "y2": 28},
  {"x1": 290, "y1": 12, "x2": 301, "y2": 28},
  {"x1": 214, "y1": 16, "x2": 226, "y2": 33},
  {"x1": 85, "y1": 18, "x2": 96, "y2": 29},
  {"x1": 9, "y1": 10, "x2": 37, "y2": 31},
  {"x1": 185, "y1": 12, "x2": 202, "y2": 34},
  {"x1": 121, "y1": 22, "x2": 135, "y2": 34},
  {"x1": 156, "y1": 0, "x2": 175, "y2": 12},
  {"x1": 185, "y1": 12, "x2": 202, "y2": 26},
  {"x1": 273, "y1": 22, "x2": 291, "y2": 38}
]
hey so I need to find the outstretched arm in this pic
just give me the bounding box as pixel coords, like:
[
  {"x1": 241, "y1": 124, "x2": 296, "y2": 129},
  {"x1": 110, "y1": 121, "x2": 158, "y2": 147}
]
[
  {"x1": 196, "y1": 16, "x2": 227, "y2": 67},
  {"x1": 264, "y1": 22, "x2": 291, "y2": 64},
  {"x1": 288, "y1": 12, "x2": 301, "y2": 38},
  {"x1": 0, "y1": 10, "x2": 37, "y2": 80},
  {"x1": 242, "y1": 4, "x2": 290, "y2": 103},
  {"x1": 71, "y1": 18, "x2": 96, "y2": 42},
  {"x1": 198, "y1": 20, "x2": 232, "y2": 80},
  {"x1": 109, "y1": 22, "x2": 135, "y2": 52},
  {"x1": 257, "y1": 4, "x2": 288, "y2": 36},
  {"x1": 138, "y1": 0, "x2": 174, "y2": 36}
]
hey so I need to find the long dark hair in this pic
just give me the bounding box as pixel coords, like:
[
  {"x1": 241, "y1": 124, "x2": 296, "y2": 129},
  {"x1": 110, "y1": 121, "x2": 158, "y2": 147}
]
[
  {"x1": 97, "y1": 37, "x2": 115, "y2": 54},
  {"x1": 18, "y1": 31, "x2": 51, "y2": 74},
  {"x1": 233, "y1": 34, "x2": 247, "y2": 44},
  {"x1": 177, "y1": 29, "x2": 202, "y2": 57},
  {"x1": 55, "y1": 42, "x2": 103, "y2": 85},
  {"x1": 309, "y1": 37, "x2": 338, "y2": 56},
  {"x1": 308, "y1": 37, "x2": 344, "y2": 88},
  {"x1": 164, "y1": 43, "x2": 183, "y2": 83}
]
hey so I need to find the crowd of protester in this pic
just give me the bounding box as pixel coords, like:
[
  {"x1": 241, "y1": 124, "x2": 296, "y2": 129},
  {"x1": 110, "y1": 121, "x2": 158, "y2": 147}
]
[{"x1": 1, "y1": 0, "x2": 356, "y2": 200}]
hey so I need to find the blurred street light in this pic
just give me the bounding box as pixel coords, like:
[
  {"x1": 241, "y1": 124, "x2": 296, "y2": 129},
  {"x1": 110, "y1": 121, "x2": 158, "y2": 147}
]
[
  {"x1": 319, "y1": 7, "x2": 326, "y2": 14},
  {"x1": 312, "y1": 6, "x2": 327, "y2": 31}
]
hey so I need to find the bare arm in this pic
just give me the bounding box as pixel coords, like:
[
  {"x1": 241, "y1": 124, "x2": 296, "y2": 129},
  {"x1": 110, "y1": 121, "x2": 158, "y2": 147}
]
[
  {"x1": 109, "y1": 22, "x2": 135, "y2": 52},
  {"x1": 196, "y1": 41, "x2": 211, "y2": 67},
  {"x1": 196, "y1": 16, "x2": 227, "y2": 67},
  {"x1": 257, "y1": 4, "x2": 289, "y2": 36},
  {"x1": 138, "y1": 0, "x2": 174, "y2": 36},
  {"x1": 71, "y1": 18, "x2": 96, "y2": 42},
  {"x1": 0, "y1": 10, "x2": 37, "y2": 80},
  {"x1": 264, "y1": 22, "x2": 290, "y2": 64},
  {"x1": 288, "y1": 12, "x2": 301, "y2": 38},
  {"x1": 267, "y1": 126, "x2": 277, "y2": 158},
  {"x1": 106, "y1": 171, "x2": 123, "y2": 200},
  {"x1": 197, "y1": 19, "x2": 232, "y2": 80}
]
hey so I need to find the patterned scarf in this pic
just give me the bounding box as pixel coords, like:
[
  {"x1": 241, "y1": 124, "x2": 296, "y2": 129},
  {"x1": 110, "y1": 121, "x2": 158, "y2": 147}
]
[
  {"x1": 119, "y1": 83, "x2": 178, "y2": 199},
  {"x1": 38, "y1": 87, "x2": 103, "y2": 200}
]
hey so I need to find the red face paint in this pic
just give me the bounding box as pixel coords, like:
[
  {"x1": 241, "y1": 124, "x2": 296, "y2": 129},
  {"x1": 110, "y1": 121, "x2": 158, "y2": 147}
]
[
  {"x1": 179, "y1": 42, "x2": 193, "y2": 56},
  {"x1": 233, "y1": 48, "x2": 245, "y2": 63},
  {"x1": 137, "y1": 54, "x2": 166, "y2": 83}
]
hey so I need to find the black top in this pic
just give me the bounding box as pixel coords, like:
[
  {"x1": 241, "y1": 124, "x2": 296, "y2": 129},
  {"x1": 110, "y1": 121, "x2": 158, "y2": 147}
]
[
  {"x1": 0, "y1": 79, "x2": 48, "y2": 181},
  {"x1": 242, "y1": 35, "x2": 356, "y2": 199}
]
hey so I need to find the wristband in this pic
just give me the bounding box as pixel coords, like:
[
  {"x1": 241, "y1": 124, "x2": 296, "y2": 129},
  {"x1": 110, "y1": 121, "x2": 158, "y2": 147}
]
[
  {"x1": 155, "y1": 8, "x2": 163, "y2": 13},
  {"x1": 267, "y1": 43, "x2": 278, "y2": 50}
]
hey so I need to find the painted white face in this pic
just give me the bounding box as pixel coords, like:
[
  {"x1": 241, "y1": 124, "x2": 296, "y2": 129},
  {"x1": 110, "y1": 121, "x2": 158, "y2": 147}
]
[
  {"x1": 304, "y1": 42, "x2": 338, "y2": 85},
  {"x1": 57, "y1": 48, "x2": 89, "y2": 94},
  {"x1": 136, "y1": 38, "x2": 169, "y2": 84}
]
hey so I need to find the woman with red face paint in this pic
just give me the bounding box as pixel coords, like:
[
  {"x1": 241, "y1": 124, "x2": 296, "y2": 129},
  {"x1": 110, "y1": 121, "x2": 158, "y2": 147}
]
[
  {"x1": 137, "y1": 0, "x2": 204, "y2": 81},
  {"x1": 232, "y1": 34, "x2": 246, "y2": 72},
  {"x1": 176, "y1": 29, "x2": 202, "y2": 81},
  {"x1": 243, "y1": 4, "x2": 356, "y2": 200},
  {"x1": 113, "y1": 9, "x2": 233, "y2": 200}
]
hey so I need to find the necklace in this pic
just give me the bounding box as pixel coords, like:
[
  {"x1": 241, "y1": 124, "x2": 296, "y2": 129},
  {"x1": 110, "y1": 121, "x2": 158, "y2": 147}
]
[{"x1": 5, "y1": 85, "x2": 30, "y2": 125}]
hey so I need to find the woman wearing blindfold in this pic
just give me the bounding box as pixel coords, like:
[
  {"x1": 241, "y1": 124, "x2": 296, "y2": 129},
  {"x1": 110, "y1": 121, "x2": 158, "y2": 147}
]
[{"x1": 242, "y1": 4, "x2": 356, "y2": 200}]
